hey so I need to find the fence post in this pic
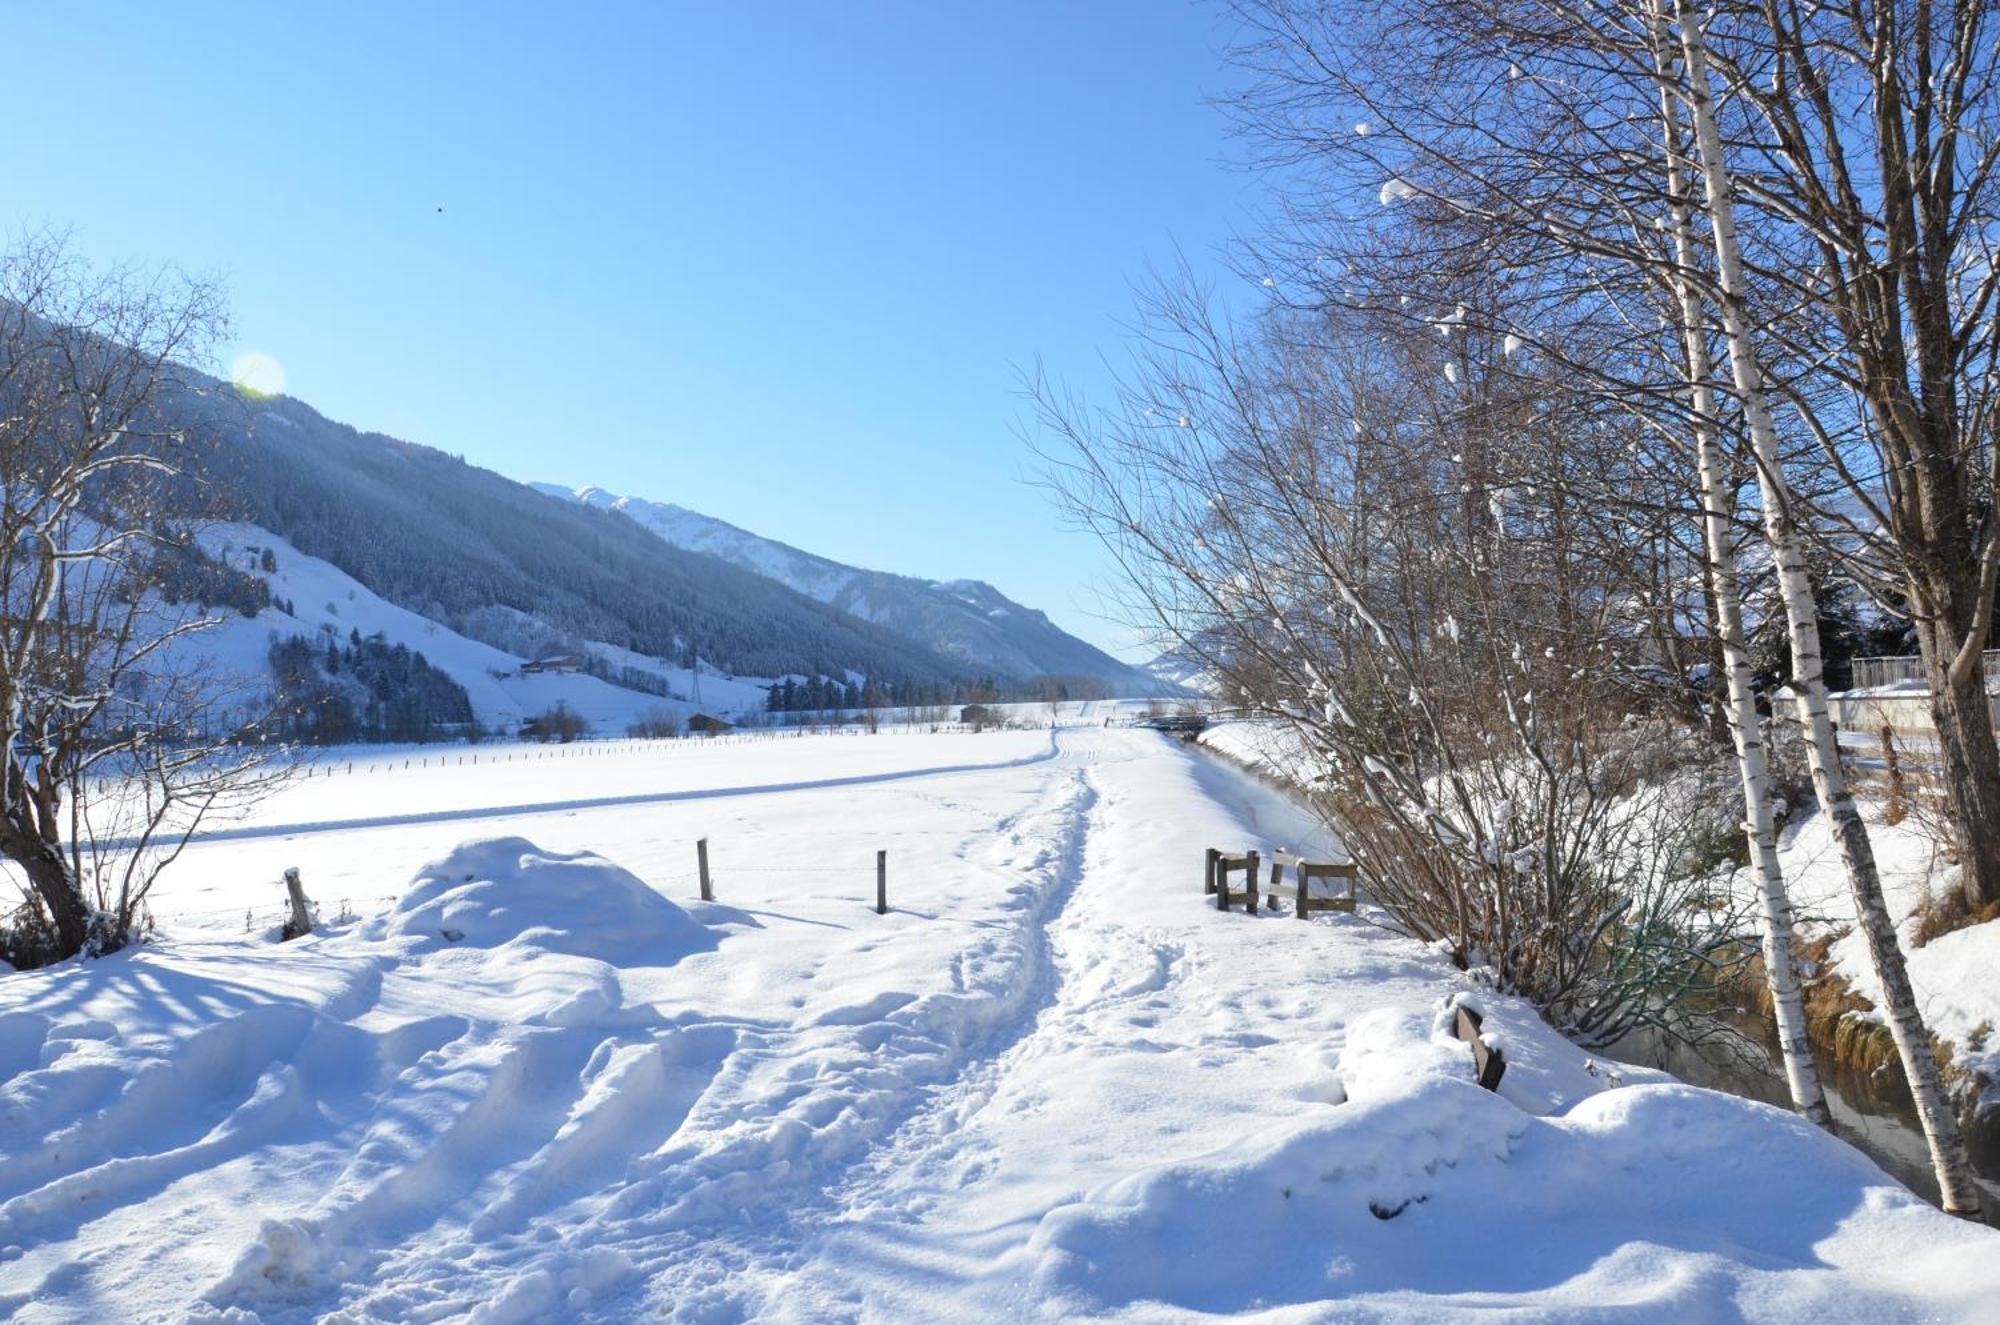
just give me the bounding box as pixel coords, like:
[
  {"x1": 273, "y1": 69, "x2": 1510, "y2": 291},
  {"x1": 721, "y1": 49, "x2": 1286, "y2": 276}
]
[
  {"x1": 281, "y1": 867, "x2": 314, "y2": 940},
  {"x1": 876, "y1": 849, "x2": 888, "y2": 915},
  {"x1": 1204, "y1": 847, "x2": 1219, "y2": 895},
  {"x1": 1882, "y1": 725, "x2": 1908, "y2": 825},
  {"x1": 697, "y1": 837, "x2": 712, "y2": 902},
  {"x1": 1246, "y1": 850, "x2": 1259, "y2": 914},
  {"x1": 1453, "y1": 1003, "x2": 1507, "y2": 1091}
]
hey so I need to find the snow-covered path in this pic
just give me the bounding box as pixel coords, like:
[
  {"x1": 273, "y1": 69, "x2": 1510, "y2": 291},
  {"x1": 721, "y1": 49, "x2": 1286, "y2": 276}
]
[{"x1": 2, "y1": 727, "x2": 1997, "y2": 1323}]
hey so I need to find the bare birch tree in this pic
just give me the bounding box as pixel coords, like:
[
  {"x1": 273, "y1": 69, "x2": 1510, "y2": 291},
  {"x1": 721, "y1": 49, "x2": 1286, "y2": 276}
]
[
  {"x1": 1209, "y1": 0, "x2": 1981, "y2": 1214},
  {"x1": 1651, "y1": 1, "x2": 1828, "y2": 1126},
  {"x1": 1672, "y1": 0, "x2": 1983, "y2": 1215},
  {"x1": 1685, "y1": 0, "x2": 2000, "y2": 914}
]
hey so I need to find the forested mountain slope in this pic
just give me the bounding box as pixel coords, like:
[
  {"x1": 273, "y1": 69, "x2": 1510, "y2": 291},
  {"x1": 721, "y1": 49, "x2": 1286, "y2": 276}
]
[
  {"x1": 533, "y1": 483, "x2": 1160, "y2": 691},
  {"x1": 174, "y1": 390, "x2": 978, "y2": 687}
]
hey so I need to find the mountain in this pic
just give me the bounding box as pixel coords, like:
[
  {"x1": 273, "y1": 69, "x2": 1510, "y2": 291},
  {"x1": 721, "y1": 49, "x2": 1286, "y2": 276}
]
[
  {"x1": 530, "y1": 483, "x2": 1161, "y2": 693},
  {"x1": 170, "y1": 390, "x2": 991, "y2": 695},
  {"x1": 176, "y1": 522, "x2": 776, "y2": 735},
  {"x1": 1146, "y1": 647, "x2": 1218, "y2": 696}
]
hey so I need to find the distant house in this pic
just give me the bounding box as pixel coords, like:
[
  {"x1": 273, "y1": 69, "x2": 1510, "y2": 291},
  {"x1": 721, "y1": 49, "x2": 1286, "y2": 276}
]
[
  {"x1": 520, "y1": 654, "x2": 583, "y2": 675},
  {"x1": 687, "y1": 713, "x2": 731, "y2": 734}
]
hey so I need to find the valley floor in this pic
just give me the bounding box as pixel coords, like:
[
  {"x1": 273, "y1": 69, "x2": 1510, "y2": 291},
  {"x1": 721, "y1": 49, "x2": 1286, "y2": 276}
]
[{"x1": 2, "y1": 726, "x2": 1996, "y2": 1322}]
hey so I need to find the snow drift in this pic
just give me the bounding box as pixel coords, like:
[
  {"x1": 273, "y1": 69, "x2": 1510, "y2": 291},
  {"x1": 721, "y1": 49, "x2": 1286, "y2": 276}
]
[{"x1": 370, "y1": 837, "x2": 717, "y2": 965}]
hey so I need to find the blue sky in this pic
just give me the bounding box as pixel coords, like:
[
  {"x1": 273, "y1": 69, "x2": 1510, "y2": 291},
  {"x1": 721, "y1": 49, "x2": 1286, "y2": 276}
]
[{"x1": 1, "y1": 2, "x2": 1256, "y2": 659}]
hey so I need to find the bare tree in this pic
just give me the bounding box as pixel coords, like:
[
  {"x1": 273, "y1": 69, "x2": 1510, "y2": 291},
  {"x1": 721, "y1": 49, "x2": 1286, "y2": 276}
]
[
  {"x1": 1036, "y1": 288, "x2": 1757, "y2": 1049},
  {"x1": 1685, "y1": 0, "x2": 2000, "y2": 914},
  {"x1": 1210, "y1": 0, "x2": 1980, "y2": 1215},
  {"x1": 1673, "y1": 0, "x2": 1983, "y2": 1217},
  {"x1": 0, "y1": 232, "x2": 288, "y2": 968},
  {"x1": 1221, "y1": 0, "x2": 1838, "y2": 1120},
  {"x1": 1648, "y1": 5, "x2": 1827, "y2": 1125}
]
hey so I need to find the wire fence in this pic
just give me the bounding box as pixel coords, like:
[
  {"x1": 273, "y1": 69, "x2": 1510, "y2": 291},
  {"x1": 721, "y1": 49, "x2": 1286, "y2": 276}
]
[
  {"x1": 281, "y1": 721, "x2": 1022, "y2": 780},
  {"x1": 151, "y1": 850, "x2": 902, "y2": 930}
]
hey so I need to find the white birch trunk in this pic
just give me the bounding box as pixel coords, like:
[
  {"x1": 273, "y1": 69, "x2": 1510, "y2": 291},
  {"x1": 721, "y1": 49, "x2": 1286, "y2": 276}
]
[
  {"x1": 1674, "y1": 0, "x2": 1983, "y2": 1217},
  {"x1": 1651, "y1": 11, "x2": 1827, "y2": 1125}
]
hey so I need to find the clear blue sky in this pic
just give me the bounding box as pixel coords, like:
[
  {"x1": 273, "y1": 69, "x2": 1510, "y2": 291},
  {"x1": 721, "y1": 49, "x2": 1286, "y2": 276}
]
[{"x1": 0, "y1": 2, "x2": 1256, "y2": 659}]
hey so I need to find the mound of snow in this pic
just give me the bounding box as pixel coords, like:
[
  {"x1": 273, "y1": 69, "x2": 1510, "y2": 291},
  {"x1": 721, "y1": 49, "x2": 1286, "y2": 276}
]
[
  {"x1": 1023, "y1": 1008, "x2": 1996, "y2": 1319},
  {"x1": 372, "y1": 837, "x2": 717, "y2": 965}
]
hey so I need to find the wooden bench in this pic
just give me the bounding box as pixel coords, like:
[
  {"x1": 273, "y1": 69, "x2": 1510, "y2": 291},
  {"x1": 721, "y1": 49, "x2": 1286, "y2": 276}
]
[
  {"x1": 1205, "y1": 847, "x2": 1261, "y2": 913},
  {"x1": 1272, "y1": 848, "x2": 1357, "y2": 919}
]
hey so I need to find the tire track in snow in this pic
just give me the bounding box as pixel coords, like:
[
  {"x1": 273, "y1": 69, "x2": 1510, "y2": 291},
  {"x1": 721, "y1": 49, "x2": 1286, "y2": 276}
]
[{"x1": 751, "y1": 729, "x2": 1352, "y2": 1319}]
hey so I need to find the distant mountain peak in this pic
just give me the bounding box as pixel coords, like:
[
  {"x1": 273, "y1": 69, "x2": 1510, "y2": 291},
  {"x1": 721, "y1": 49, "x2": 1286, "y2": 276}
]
[{"x1": 535, "y1": 481, "x2": 1159, "y2": 691}]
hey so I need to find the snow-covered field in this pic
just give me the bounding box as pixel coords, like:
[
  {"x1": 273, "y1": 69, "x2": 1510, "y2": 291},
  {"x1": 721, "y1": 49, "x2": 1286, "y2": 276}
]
[{"x1": 3, "y1": 725, "x2": 1996, "y2": 1322}]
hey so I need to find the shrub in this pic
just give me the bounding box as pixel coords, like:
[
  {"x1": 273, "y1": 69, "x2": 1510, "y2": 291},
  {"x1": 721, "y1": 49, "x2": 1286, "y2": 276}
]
[
  {"x1": 628, "y1": 709, "x2": 682, "y2": 739},
  {"x1": 523, "y1": 702, "x2": 586, "y2": 743}
]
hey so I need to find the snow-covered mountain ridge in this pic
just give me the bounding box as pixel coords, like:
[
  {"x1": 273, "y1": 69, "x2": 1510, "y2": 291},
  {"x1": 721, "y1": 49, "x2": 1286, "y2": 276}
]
[
  {"x1": 180, "y1": 523, "x2": 773, "y2": 733},
  {"x1": 533, "y1": 482, "x2": 1162, "y2": 692}
]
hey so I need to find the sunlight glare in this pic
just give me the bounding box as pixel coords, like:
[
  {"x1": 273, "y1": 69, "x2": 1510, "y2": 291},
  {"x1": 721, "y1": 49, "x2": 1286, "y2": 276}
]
[{"x1": 229, "y1": 350, "x2": 286, "y2": 399}]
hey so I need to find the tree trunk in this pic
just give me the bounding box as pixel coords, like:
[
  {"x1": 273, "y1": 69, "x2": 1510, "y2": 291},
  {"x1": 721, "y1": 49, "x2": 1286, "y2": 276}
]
[
  {"x1": 1675, "y1": 0, "x2": 1983, "y2": 1218},
  {"x1": 11, "y1": 834, "x2": 90, "y2": 961},
  {"x1": 1917, "y1": 615, "x2": 2000, "y2": 912},
  {"x1": 1653, "y1": 9, "x2": 1827, "y2": 1125}
]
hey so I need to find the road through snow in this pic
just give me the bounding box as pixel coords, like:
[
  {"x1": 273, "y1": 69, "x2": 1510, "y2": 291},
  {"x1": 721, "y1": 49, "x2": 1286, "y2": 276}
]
[{"x1": 1, "y1": 726, "x2": 1996, "y2": 1322}]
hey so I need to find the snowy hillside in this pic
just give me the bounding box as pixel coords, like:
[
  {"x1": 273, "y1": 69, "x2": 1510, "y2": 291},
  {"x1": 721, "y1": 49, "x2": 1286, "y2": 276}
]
[
  {"x1": 534, "y1": 482, "x2": 1163, "y2": 691},
  {"x1": 175, "y1": 389, "x2": 980, "y2": 691},
  {"x1": 180, "y1": 524, "x2": 772, "y2": 735}
]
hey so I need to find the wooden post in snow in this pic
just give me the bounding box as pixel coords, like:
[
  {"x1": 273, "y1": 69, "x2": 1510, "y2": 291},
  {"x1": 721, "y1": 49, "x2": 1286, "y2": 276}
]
[
  {"x1": 1212, "y1": 851, "x2": 1260, "y2": 913},
  {"x1": 876, "y1": 850, "x2": 888, "y2": 915},
  {"x1": 1204, "y1": 847, "x2": 1219, "y2": 895},
  {"x1": 281, "y1": 868, "x2": 314, "y2": 941},
  {"x1": 1452, "y1": 1003, "x2": 1506, "y2": 1092},
  {"x1": 697, "y1": 838, "x2": 713, "y2": 902}
]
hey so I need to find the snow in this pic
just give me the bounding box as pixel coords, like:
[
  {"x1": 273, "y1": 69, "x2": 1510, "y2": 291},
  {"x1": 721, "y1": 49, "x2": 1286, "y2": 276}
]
[
  {"x1": 1201, "y1": 715, "x2": 1321, "y2": 785},
  {"x1": 185, "y1": 524, "x2": 771, "y2": 733},
  {"x1": 369, "y1": 838, "x2": 719, "y2": 964},
  {"x1": 2, "y1": 725, "x2": 1995, "y2": 1321}
]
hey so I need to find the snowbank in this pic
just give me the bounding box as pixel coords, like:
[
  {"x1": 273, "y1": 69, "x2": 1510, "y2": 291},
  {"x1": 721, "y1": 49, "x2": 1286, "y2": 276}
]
[
  {"x1": 369, "y1": 837, "x2": 718, "y2": 965},
  {"x1": 1199, "y1": 717, "x2": 1322, "y2": 786},
  {"x1": 1023, "y1": 1007, "x2": 1995, "y2": 1321}
]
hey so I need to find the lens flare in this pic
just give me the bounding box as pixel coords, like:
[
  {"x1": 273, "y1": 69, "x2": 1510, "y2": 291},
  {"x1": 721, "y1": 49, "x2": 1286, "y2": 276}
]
[{"x1": 229, "y1": 351, "x2": 286, "y2": 399}]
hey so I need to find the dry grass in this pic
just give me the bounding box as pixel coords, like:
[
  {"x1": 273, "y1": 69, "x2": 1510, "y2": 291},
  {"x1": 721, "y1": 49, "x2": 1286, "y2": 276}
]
[
  {"x1": 1731, "y1": 933, "x2": 1968, "y2": 1089},
  {"x1": 1910, "y1": 891, "x2": 2000, "y2": 948}
]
